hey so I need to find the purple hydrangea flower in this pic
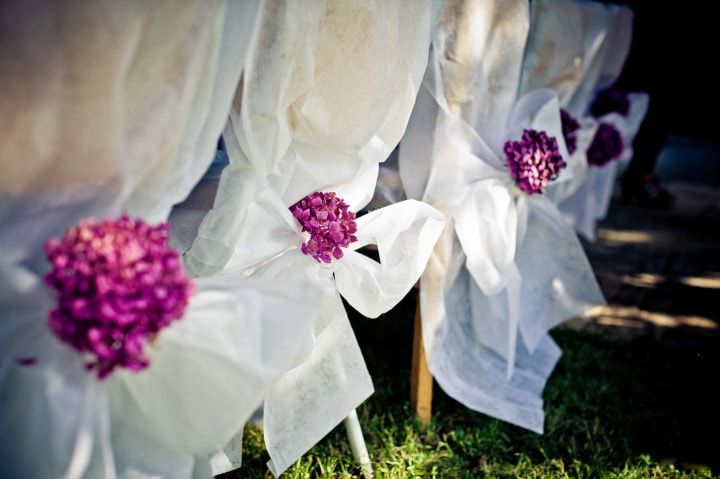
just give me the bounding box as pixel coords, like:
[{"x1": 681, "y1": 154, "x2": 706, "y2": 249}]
[
  {"x1": 587, "y1": 122, "x2": 624, "y2": 167},
  {"x1": 44, "y1": 216, "x2": 193, "y2": 379},
  {"x1": 290, "y1": 192, "x2": 358, "y2": 263},
  {"x1": 504, "y1": 129, "x2": 566, "y2": 195},
  {"x1": 591, "y1": 89, "x2": 630, "y2": 118},
  {"x1": 560, "y1": 109, "x2": 580, "y2": 155}
]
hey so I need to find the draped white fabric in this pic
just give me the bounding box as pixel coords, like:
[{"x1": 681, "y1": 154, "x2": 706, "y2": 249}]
[
  {"x1": 519, "y1": 1, "x2": 650, "y2": 240},
  {"x1": 520, "y1": 0, "x2": 609, "y2": 111},
  {"x1": 173, "y1": 160, "x2": 445, "y2": 477},
  {"x1": 0, "y1": 0, "x2": 259, "y2": 224},
  {"x1": 519, "y1": 0, "x2": 609, "y2": 205},
  {"x1": 555, "y1": 3, "x2": 649, "y2": 240},
  {"x1": 178, "y1": 1, "x2": 445, "y2": 475},
  {"x1": 0, "y1": 2, "x2": 326, "y2": 478},
  {"x1": 0, "y1": 265, "x2": 319, "y2": 479},
  {"x1": 559, "y1": 94, "x2": 649, "y2": 240},
  {"x1": 397, "y1": 0, "x2": 604, "y2": 433}
]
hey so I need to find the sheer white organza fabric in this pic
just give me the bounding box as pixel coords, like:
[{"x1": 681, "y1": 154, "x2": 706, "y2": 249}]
[
  {"x1": 173, "y1": 0, "x2": 445, "y2": 475},
  {"x1": 537, "y1": 2, "x2": 649, "y2": 240},
  {"x1": 397, "y1": 0, "x2": 604, "y2": 434},
  {"x1": 0, "y1": 2, "x2": 323, "y2": 478},
  {"x1": 557, "y1": 6, "x2": 650, "y2": 239},
  {"x1": 519, "y1": 0, "x2": 610, "y2": 205},
  {"x1": 559, "y1": 95, "x2": 648, "y2": 240}
]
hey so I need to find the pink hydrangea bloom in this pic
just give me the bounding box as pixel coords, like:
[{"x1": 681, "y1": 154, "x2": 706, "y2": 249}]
[
  {"x1": 44, "y1": 216, "x2": 193, "y2": 379},
  {"x1": 504, "y1": 129, "x2": 566, "y2": 195},
  {"x1": 560, "y1": 109, "x2": 580, "y2": 155},
  {"x1": 587, "y1": 122, "x2": 624, "y2": 167},
  {"x1": 290, "y1": 192, "x2": 358, "y2": 263}
]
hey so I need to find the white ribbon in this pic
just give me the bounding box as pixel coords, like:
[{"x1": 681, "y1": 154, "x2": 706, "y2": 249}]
[
  {"x1": 0, "y1": 258, "x2": 320, "y2": 479},
  {"x1": 396, "y1": 4, "x2": 605, "y2": 431},
  {"x1": 416, "y1": 68, "x2": 572, "y2": 375},
  {"x1": 176, "y1": 190, "x2": 444, "y2": 476},
  {"x1": 559, "y1": 93, "x2": 649, "y2": 240}
]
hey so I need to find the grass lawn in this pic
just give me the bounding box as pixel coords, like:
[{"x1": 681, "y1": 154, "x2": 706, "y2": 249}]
[{"x1": 229, "y1": 293, "x2": 719, "y2": 478}]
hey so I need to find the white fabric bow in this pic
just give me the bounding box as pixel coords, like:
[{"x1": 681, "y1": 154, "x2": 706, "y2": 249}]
[
  {"x1": 0, "y1": 1, "x2": 328, "y2": 477},
  {"x1": 175, "y1": 164, "x2": 445, "y2": 475},
  {"x1": 559, "y1": 93, "x2": 649, "y2": 240},
  {"x1": 398, "y1": 0, "x2": 604, "y2": 433},
  {"x1": 0, "y1": 259, "x2": 319, "y2": 479},
  {"x1": 410, "y1": 69, "x2": 575, "y2": 378},
  {"x1": 174, "y1": 1, "x2": 445, "y2": 474}
]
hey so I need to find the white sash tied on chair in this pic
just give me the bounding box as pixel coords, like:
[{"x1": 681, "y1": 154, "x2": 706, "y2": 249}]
[
  {"x1": 555, "y1": 3, "x2": 650, "y2": 240},
  {"x1": 519, "y1": 0, "x2": 612, "y2": 206},
  {"x1": 559, "y1": 94, "x2": 649, "y2": 239},
  {"x1": 0, "y1": 257, "x2": 320, "y2": 479},
  {"x1": 177, "y1": 1, "x2": 445, "y2": 474},
  {"x1": 398, "y1": 0, "x2": 604, "y2": 433},
  {"x1": 176, "y1": 166, "x2": 445, "y2": 475},
  {"x1": 521, "y1": 0, "x2": 651, "y2": 240},
  {"x1": 0, "y1": 2, "x2": 329, "y2": 477}
]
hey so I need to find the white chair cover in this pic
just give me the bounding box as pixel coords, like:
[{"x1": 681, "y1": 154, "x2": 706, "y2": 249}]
[
  {"x1": 397, "y1": 0, "x2": 604, "y2": 433},
  {"x1": 0, "y1": 2, "x2": 322, "y2": 478},
  {"x1": 175, "y1": 0, "x2": 445, "y2": 475},
  {"x1": 519, "y1": 1, "x2": 650, "y2": 240},
  {"x1": 519, "y1": 0, "x2": 609, "y2": 205}
]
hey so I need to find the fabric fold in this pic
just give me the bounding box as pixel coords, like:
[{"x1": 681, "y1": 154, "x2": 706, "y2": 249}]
[
  {"x1": 335, "y1": 200, "x2": 446, "y2": 318},
  {"x1": 0, "y1": 2, "x2": 329, "y2": 478},
  {"x1": 395, "y1": 0, "x2": 604, "y2": 434},
  {"x1": 179, "y1": 1, "x2": 445, "y2": 474}
]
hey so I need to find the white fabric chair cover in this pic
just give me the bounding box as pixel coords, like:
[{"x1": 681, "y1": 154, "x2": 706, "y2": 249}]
[
  {"x1": 519, "y1": 0, "x2": 609, "y2": 205},
  {"x1": 175, "y1": 1, "x2": 445, "y2": 475},
  {"x1": 520, "y1": 0, "x2": 649, "y2": 240},
  {"x1": 559, "y1": 94, "x2": 648, "y2": 240},
  {"x1": 0, "y1": 2, "x2": 322, "y2": 478},
  {"x1": 397, "y1": 0, "x2": 604, "y2": 433},
  {"x1": 559, "y1": 3, "x2": 649, "y2": 241}
]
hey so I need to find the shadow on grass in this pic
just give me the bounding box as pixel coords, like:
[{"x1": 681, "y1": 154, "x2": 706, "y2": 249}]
[{"x1": 228, "y1": 290, "x2": 718, "y2": 478}]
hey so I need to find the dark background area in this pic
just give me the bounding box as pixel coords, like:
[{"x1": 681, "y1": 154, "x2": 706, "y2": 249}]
[{"x1": 612, "y1": 0, "x2": 720, "y2": 140}]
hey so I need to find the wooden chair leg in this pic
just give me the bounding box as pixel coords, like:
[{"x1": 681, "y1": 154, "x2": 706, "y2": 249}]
[{"x1": 410, "y1": 292, "x2": 433, "y2": 424}]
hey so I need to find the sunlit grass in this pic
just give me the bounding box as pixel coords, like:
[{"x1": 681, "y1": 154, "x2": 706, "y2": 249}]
[
  {"x1": 227, "y1": 297, "x2": 718, "y2": 478},
  {"x1": 586, "y1": 305, "x2": 718, "y2": 330}
]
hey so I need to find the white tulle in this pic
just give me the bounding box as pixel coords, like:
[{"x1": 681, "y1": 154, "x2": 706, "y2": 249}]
[
  {"x1": 396, "y1": 0, "x2": 604, "y2": 433},
  {"x1": 559, "y1": 94, "x2": 649, "y2": 240},
  {"x1": 0, "y1": 2, "x2": 329, "y2": 478},
  {"x1": 556, "y1": 4, "x2": 648, "y2": 240},
  {"x1": 176, "y1": 195, "x2": 444, "y2": 475},
  {"x1": 519, "y1": 0, "x2": 648, "y2": 239},
  {"x1": 179, "y1": 1, "x2": 445, "y2": 475},
  {"x1": 0, "y1": 261, "x2": 319, "y2": 479}
]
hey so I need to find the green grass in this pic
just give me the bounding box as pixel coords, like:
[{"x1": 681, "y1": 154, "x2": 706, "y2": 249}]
[{"x1": 227, "y1": 293, "x2": 719, "y2": 478}]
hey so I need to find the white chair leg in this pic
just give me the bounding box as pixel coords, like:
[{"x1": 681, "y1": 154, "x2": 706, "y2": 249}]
[{"x1": 343, "y1": 409, "x2": 373, "y2": 478}]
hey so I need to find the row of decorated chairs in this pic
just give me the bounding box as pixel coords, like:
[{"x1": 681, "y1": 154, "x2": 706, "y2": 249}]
[{"x1": 0, "y1": 0, "x2": 644, "y2": 477}]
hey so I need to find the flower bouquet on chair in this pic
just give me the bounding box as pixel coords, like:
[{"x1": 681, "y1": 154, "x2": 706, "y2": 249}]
[
  {"x1": 557, "y1": 3, "x2": 650, "y2": 240},
  {"x1": 172, "y1": 0, "x2": 446, "y2": 475},
  {"x1": 0, "y1": 2, "x2": 324, "y2": 477},
  {"x1": 397, "y1": 0, "x2": 605, "y2": 434}
]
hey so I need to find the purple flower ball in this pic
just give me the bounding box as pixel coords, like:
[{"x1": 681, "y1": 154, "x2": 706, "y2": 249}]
[
  {"x1": 44, "y1": 216, "x2": 193, "y2": 379},
  {"x1": 290, "y1": 192, "x2": 358, "y2": 263},
  {"x1": 587, "y1": 122, "x2": 624, "y2": 167},
  {"x1": 504, "y1": 129, "x2": 566, "y2": 195},
  {"x1": 560, "y1": 109, "x2": 581, "y2": 155},
  {"x1": 591, "y1": 89, "x2": 630, "y2": 118}
]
